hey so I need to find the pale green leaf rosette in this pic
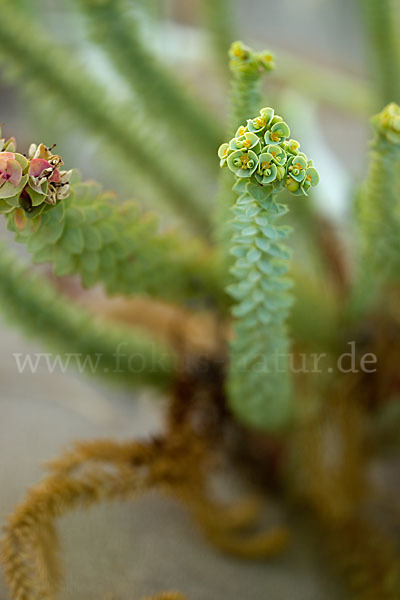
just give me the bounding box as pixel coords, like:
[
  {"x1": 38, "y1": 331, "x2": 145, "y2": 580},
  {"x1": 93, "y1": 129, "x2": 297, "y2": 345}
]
[
  {"x1": 235, "y1": 125, "x2": 248, "y2": 138},
  {"x1": 303, "y1": 166, "x2": 319, "y2": 190},
  {"x1": 287, "y1": 165, "x2": 319, "y2": 197},
  {"x1": 264, "y1": 121, "x2": 290, "y2": 145},
  {"x1": 218, "y1": 143, "x2": 230, "y2": 167},
  {"x1": 266, "y1": 144, "x2": 287, "y2": 166},
  {"x1": 287, "y1": 154, "x2": 307, "y2": 182},
  {"x1": 255, "y1": 152, "x2": 277, "y2": 184},
  {"x1": 229, "y1": 132, "x2": 260, "y2": 152},
  {"x1": 284, "y1": 139, "x2": 301, "y2": 155},
  {"x1": 247, "y1": 107, "x2": 274, "y2": 133},
  {"x1": 227, "y1": 149, "x2": 258, "y2": 178}
]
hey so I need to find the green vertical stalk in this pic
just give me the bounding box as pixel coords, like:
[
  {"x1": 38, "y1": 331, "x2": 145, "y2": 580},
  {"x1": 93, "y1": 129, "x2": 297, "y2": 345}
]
[
  {"x1": 0, "y1": 245, "x2": 174, "y2": 388},
  {"x1": 202, "y1": 0, "x2": 237, "y2": 76},
  {"x1": 219, "y1": 107, "x2": 319, "y2": 430},
  {"x1": 361, "y1": 0, "x2": 400, "y2": 106},
  {"x1": 358, "y1": 103, "x2": 400, "y2": 278},
  {"x1": 350, "y1": 103, "x2": 400, "y2": 317},
  {"x1": 214, "y1": 42, "x2": 275, "y2": 274},
  {"x1": 74, "y1": 0, "x2": 222, "y2": 165},
  {"x1": 227, "y1": 181, "x2": 293, "y2": 430}
]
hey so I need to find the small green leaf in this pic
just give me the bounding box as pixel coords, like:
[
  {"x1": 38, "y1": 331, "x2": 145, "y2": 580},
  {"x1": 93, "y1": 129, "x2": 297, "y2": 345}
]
[
  {"x1": 232, "y1": 298, "x2": 257, "y2": 317},
  {"x1": 242, "y1": 226, "x2": 258, "y2": 236},
  {"x1": 255, "y1": 237, "x2": 270, "y2": 252},
  {"x1": 247, "y1": 247, "x2": 262, "y2": 262},
  {"x1": 61, "y1": 225, "x2": 84, "y2": 254},
  {"x1": 81, "y1": 251, "x2": 100, "y2": 273},
  {"x1": 54, "y1": 251, "x2": 77, "y2": 276},
  {"x1": 83, "y1": 227, "x2": 102, "y2": 251}
]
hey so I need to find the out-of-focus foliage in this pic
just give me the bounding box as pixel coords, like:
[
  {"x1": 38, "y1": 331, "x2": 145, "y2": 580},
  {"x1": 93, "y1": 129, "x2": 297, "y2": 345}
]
[{"x1": 0, "y1": 2, "x2": 400, "y2": 599}]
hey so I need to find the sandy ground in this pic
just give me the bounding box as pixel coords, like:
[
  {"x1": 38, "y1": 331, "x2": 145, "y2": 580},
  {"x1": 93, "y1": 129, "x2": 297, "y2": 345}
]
[{"x1": 0, "y1": 317, "x2": 343, "y2": 600}]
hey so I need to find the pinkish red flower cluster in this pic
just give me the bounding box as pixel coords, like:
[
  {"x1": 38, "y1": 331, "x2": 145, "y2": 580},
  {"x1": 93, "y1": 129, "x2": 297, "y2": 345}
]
[{"x1": 0, "y1": 129, "x2": 71, "y2": 219}]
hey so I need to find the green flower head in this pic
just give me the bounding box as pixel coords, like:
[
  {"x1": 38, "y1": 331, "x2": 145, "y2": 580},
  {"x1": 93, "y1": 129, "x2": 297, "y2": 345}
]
[
  {"x1": 287, "y1": 165, "x2": 319, "y2": 196},
  {"x1": 218, "y1": 142, "x2": 230, "y2": 167},
  {"x1": 218, "y1": 107, "x2": 319, "y2": 196},
  {"x1": 255, "y1": 152, "x2": 277, "y2": 184},
  {"x1": 229, "y1": 41, "x2": 259, "y2": 75},
  {"x1": 235, "y1": 124, "x2": 248, "y2": 138},
  {"x1": 247, "y1": 107, "x2": 274, "y2": 133},
  {"x1": 258, "y1": 52, "x2": 275, "y2": 72},
  {"x1": 371, "y1": 102, "x2": 400, "y2": 145},
  {"x1": 264, "y1": 121, "x2": 290, "y2": 145},
  {"x1": 302, "y1": 166, "x2": 319, "y2": 192},
  {"x1": 227, "y1": 149, "x2": 258, "y2": 178},
  {"x1": 284, "y1": 139, "x2": 301, "y2": 155},
  {"x1": 229, "y1": 132, "x2": 260, "y2": 152},
  {"x1": 287, "y1": 154, "x2": 307, "y2": 182},
  {"x1": 265, "y1": 144, "x2": 287, "y2": 166}
]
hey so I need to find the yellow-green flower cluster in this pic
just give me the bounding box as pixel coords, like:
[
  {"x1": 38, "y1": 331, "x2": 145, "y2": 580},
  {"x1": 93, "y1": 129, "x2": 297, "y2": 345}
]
[
  {"x1": 218, "y1": 107, "x2": 319, "y2": 196},
  {"x1": 229, "y1": 41, "x2": 274, "y2": 75}
]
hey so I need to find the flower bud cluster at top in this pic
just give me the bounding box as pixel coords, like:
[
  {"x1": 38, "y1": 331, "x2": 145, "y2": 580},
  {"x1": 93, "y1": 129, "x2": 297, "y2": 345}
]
[
  {"x1": 229, "y1": 41, "x2": 275, "y2": 76},
  {"x1": 0, "y1": 129, "x2": 72, "y2": 218},
  {"x1": 371, "y1": 102, "x2": 400, "y2": 145},
  {"x1": 218, "y1": 107, "x2": 319, "y2": 196}
]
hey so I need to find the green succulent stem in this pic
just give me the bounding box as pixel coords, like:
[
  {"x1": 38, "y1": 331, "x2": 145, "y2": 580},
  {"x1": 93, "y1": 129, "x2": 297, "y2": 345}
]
[
  {"x1": 360, "y1": 0, "x2": 400, "y2": 107},
  {"x1": 214, "y1": 41, "x2": 275, "y2": 275},
  {"x1": 358, "y1": 103, "x2": 400, "y2": 281},
  {"x1": 0, "y1": 246, "x2": 174, "y2": 388},
  {"x1": 201, "y1": 0, "x2": 237, "y2": 76},
  {"x1": 349, "y1": 103, "x2": 400, "y2": 321},
  {"x1": 75, "y1": 0, "x2": 222, "y2": 166},
  {"x1": 0, "y1": 0, "x2": 210, "y2": 236},
  {"x1": 7, "y1": 177, "x2": 224, "y2": 307},
  {"x1": 228, "y1": 42, "x2": 275, "y2": 135},
  {"x1": 218, "y1": 104, "x2": 319, "y2": 430},
  {"x1": 226, "y1": 181, "x2": 293, "y2": 430}
]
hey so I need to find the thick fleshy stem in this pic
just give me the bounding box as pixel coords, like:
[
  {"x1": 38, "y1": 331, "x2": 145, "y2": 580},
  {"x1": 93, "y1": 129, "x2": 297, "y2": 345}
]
[
  {"x1": 228, "y1": 42, "x2": 274, "y2": 134},
  {"x1": 226, "y1": 181, "x2": 293, "y2": 430},
  {"x1": 201, "y1": 0, "x2": 237, "y2": 77},
  {"x1": 218, "y1": 106, "x2": 319, "y2": 430},
  {"x1": 74, "y1": 0, "x2": 222, "y2": 166},
  {"x1": 0, "y1": 245, "x2": 175, "y2": 389},
  {"x1": 360, "y1": 0, "x2": 400, "y2": 107},
  {"x1": 352, "y1": 103, "x2": 400, "y2": 316}
]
